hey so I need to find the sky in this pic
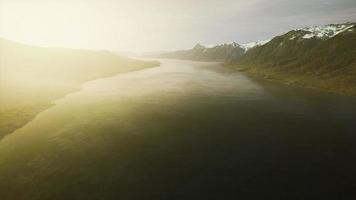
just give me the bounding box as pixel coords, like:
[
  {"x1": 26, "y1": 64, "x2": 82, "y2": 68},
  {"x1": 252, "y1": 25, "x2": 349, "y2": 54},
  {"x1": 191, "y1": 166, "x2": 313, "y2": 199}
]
[{"x1": 1, "y1": 0, "x2": 356, "y2": 53}]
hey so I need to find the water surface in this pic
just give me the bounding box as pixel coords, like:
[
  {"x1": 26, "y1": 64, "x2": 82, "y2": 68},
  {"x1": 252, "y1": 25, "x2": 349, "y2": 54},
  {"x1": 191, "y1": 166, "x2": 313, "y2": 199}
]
[{"x1": 1, "y1": 59, "x2": 356, "y2": 199}]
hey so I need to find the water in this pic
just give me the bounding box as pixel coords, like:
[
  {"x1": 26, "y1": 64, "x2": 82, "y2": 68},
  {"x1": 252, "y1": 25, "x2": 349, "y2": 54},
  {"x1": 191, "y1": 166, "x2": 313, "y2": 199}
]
[{"x1": 1, "y1": 59, "x2": 356, "y2": 199}]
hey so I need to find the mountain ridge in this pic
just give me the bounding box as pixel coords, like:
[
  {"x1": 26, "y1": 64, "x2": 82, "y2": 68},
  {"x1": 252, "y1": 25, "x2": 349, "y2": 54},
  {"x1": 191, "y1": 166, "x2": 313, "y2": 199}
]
[
  {"x1": 152, "y1": 22, "x2": 356, "y2": 95},
  {"x1": 153, "y1": 42, "x2": 246, "y2": 61},
  {"x1": 234, "y1": 22, "x2": 356, "y2": 95}
]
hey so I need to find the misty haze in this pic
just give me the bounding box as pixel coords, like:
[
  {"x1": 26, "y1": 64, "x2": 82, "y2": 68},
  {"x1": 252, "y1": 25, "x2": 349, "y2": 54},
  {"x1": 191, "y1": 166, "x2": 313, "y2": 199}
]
[{"x1": 1, "y1": 0, "x2": 356, "y2": 199}]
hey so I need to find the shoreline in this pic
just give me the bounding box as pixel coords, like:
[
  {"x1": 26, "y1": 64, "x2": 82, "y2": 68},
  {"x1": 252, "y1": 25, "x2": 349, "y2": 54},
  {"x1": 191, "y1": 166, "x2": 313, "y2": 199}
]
[
  {"x1": 223, "y1": 63, "x2": 356, "y2": 97},
  {"x1": 0, "y1": 60, "x2": 159, "y2": 140}
]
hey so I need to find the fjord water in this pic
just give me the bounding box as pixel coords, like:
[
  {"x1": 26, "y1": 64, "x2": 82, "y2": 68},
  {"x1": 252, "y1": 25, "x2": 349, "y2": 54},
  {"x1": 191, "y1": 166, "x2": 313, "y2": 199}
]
[{"x1": 1, "y1": 59, "x2": 356, "y2": 199}]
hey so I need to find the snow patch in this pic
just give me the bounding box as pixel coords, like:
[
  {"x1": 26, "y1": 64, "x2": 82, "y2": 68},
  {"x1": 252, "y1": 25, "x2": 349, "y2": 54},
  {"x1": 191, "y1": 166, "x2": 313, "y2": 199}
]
[
  {"x1": 205, "y1": 44, "x2": 215, "y2": 48},
  {"x1": 297, "y1": 24, "x2": 354, "y2": 39},
  {"x1": 241, "y1": 39, "x2": 271, "y2": 51},
  {"x1": 302, "y1": 34, "x2": 314, "y2": 39}
]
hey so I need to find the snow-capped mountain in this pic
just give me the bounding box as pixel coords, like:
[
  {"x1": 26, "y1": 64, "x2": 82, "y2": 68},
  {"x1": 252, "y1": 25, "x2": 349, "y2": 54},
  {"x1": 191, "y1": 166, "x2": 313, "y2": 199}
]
[
  {"x1": 240, "y1": 39, "x2": 271, "y2": 51},
  {"x1": 237, "y1": 23, "x2": 356, "y2": 91},
  {"x1": 156, "y1": 42, "x2": 245, "y2": 61},
  {"x1": 154, "y1": 40, "x2": 274, "y2": 61},
  {"x1": 240, "y1": 22, "x2": 356, "y2": 65},
  {"x1": 291, "y1": 23, "x2": 355, "y2": 40},
  {"x1": 154, "y1": 22, "x2": 355, "y2": 66},
  {"x1": 238, "y1": 22, "x2": 356, "y2": 94}
]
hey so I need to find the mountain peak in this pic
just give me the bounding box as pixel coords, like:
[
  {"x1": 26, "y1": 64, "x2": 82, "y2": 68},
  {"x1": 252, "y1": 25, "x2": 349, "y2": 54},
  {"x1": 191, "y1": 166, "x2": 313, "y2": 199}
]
[
  {"x1": 292, "y1": 23, "x2": 355, "y2": 40},
  {"x1": 193, "y1": 43, "x2": 205, "y2": 49},
  {"x1": 240, "y1": 39, "x2": 271, "y2": 51}
]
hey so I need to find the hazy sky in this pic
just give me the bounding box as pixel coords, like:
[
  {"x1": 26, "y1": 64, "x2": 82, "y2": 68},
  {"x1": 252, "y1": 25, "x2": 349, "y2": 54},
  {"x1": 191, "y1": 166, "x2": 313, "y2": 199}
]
[{"x1": 1, "y1": 0, "x2": 356, "y2": 53}]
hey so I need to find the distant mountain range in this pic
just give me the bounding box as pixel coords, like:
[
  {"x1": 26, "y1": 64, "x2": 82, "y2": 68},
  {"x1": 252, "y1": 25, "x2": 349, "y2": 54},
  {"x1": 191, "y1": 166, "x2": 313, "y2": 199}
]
[
  {"x1": 153, "y1": 22, "x2": 356, "y2": 95},
  {"x1": 151, "y1": 38, "x2": 271, "y2": 61},
  {"x1": 154, "y1": 42, "x2": 245, "y2": 61}
]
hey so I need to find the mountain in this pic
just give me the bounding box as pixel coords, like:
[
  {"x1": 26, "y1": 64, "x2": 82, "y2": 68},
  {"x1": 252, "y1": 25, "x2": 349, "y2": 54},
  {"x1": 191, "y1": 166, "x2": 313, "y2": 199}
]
[
  {"x1": 154, "y1": 22, "x2": 356, "y2": 95},
  {"x1": 0, "y1": 38, "x2": 158, "y2": 139},
  {"x1": 235, "y1": 22, "x2": 356, "y2": 95},
  {"x1": 156, "y1": 42, "x2": 245, "y2": 61},
  {"x1": 239, "y1": 39, "x2": 271, "y2": 51}
]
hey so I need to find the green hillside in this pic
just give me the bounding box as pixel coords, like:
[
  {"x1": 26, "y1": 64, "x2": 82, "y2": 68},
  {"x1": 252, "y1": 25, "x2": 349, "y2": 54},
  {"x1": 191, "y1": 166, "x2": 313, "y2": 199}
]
[
  {"x1": 0, "y1": 38, "x2": 158, "y2": 139},
  {"x1": 233, "y1": 23, "x2": 356, "y2": 95}
]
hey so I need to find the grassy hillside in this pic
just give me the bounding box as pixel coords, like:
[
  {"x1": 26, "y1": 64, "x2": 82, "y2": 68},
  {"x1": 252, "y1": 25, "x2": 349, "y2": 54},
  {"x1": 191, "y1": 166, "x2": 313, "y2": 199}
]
[
  {"x1": 0, "y1": 38, "x2": 158, "y2": 138},
  {"x1": 156, "y1": 43, "x2": 245, "y2": 61},
  {"x1": 234, "y1": 23, "x2": 356, "y2": 95}
]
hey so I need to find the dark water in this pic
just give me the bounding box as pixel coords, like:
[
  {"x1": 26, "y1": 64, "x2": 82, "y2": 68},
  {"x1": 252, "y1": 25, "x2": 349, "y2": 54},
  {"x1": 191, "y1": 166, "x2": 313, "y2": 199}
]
[{"x1": 1, "y1": 59, "x2": 356, "y2": 199}]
